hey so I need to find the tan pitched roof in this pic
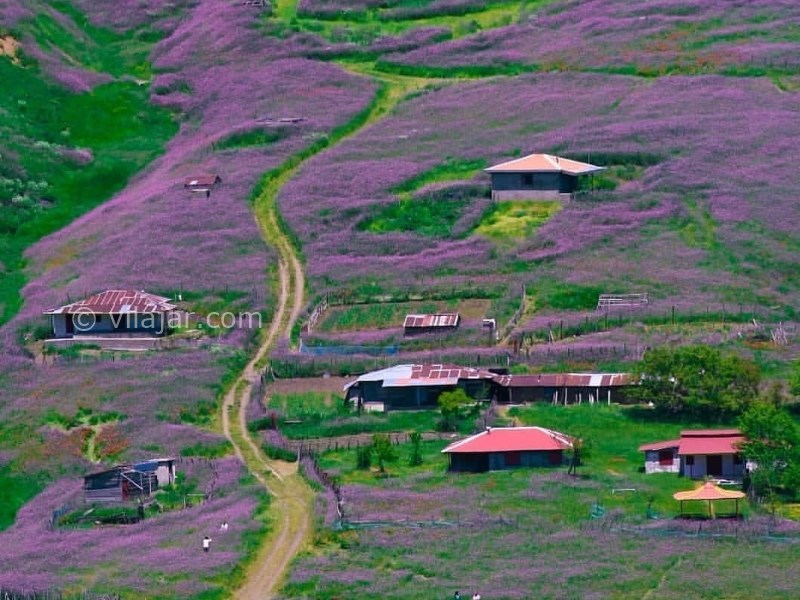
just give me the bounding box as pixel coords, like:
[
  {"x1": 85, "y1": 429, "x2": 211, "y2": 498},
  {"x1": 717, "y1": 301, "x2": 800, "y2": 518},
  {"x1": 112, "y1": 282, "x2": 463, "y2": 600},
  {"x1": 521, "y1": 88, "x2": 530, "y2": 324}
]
[
  {"x1": 485, "y1": 153, "x2": 604, "y2": 175},
  {"x1": 673, "y1": 482, "x2": 745, "y2": 502}
]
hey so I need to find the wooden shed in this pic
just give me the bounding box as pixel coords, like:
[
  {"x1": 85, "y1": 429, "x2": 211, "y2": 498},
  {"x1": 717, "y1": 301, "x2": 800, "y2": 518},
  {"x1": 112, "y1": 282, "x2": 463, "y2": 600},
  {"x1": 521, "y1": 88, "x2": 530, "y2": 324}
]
[
  {"x1": 442, "y1": 426, "x2": 573, "y2": 473},
  {"x1": 183, "y1": 174, "x2": 221, "y2": 197},
  {"x1": 403, "y1": 313, "x2": 460, "y2": 336},
  {"x1": 491, "y1": 373, "x2": 631, "y2": 405},
  {"x1": 485, "y1": 153, "x2": 604, "y2": 200},
  {"x1": 84, "y1": 466, "x2": 158, "y2": 503}
]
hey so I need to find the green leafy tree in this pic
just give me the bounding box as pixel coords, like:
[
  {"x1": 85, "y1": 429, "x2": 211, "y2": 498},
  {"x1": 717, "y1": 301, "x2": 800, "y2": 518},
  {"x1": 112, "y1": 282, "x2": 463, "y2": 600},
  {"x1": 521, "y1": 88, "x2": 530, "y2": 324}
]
[
  {"x1": 739, "y1": 402, "x2": 800, "y2": 503},
  {"x1": 356, "y1": 444, "x2": 372, "y2": 470},
  {"x1": 372, "y1": 433, "x2": 397, "y2": 474},
  {"x1": 630, "y1": 346, "x2": 760, "y2": 418},
  {"x1": 408, "y1": 431, "x2": 423, "y2": 467},
  {"x1": 437, "y1": 388, "x2": 474, "y2": 431}
]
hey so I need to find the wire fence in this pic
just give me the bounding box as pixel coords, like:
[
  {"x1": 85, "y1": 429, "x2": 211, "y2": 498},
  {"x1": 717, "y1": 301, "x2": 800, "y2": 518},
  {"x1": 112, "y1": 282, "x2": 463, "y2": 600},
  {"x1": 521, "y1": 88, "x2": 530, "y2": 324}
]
[{"x1": 0, "y1": 589, "x2": 119, "y2": 600}]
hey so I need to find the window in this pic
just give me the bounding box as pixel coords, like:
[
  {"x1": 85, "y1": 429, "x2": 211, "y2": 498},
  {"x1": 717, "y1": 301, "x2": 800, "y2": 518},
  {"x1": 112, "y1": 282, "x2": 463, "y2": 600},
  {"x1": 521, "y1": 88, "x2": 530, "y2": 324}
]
[
  {"x1": 522, "y1": 174, "x2": 533, "y2": 186},
  {"x1": 658, "y1": 450, "x2": 673, "y2": 466},
  {"x1": 685, "y1": 455, "x2": 694, "y2": 466}
]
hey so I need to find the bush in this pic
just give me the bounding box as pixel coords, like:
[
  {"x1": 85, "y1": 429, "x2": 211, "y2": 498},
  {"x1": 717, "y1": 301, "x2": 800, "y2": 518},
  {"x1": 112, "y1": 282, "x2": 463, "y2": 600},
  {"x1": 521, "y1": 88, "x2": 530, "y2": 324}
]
[
  {"x1": 356, "y1": 444, "x2": 372, "y2": 470},
  {"x1": 262, "y1": 442, "x2": 297, "y2": 462}
]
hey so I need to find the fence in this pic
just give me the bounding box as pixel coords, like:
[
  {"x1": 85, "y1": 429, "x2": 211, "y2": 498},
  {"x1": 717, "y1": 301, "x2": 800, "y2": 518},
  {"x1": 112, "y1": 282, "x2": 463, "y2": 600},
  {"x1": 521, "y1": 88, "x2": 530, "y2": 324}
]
[
  {"x1": 0, "y1": 589, "x2": 119, "y2": 600},
  {"x1": 498, "y1": 284, "x2": 526, "y2": 342},
  {"x1": 302, "y1": 295, "x2": 329, "y2": 335},
  {"x1": 596, "y1": 293, "x2": 649, "y2": 310},
  {"x1": 298, "y1": 340, "x2": 398, "y2": 357},
  {"x1": 516, "y1": 303, "x2": 796, "y2": 348}
]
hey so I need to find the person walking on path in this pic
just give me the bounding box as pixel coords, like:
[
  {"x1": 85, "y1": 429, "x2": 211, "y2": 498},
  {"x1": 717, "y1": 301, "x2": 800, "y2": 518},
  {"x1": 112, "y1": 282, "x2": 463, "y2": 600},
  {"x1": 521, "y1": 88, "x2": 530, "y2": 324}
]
[
  {"x1": 472, "y1": 593, "x2": 481, "y2": 600},
  {"x1": 202, "y1": 536, "x2": 212, "y2": 552}
]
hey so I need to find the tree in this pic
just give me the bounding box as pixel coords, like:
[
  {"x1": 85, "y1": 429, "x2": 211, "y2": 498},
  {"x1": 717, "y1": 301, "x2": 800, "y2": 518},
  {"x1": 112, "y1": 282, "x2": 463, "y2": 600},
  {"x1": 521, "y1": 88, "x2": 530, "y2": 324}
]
[
  {"x1": 437, "y1": 388, "x2": 474, "y2": 431},
  {"x1": 372, "y1": 433, "x2": 397, "y2": 475},
  {"x1": 739, "y1": 402, "x2": 800, "y2": 503},
  {"x1": 629, "y1": 345, "x2": 760, "y2": 418},
  {"x1": 355, "y1": 444, "x2": 372, "y2": 470},
  {"x1": 408, "y1": 431, "x2": 423, "y2": 467}
]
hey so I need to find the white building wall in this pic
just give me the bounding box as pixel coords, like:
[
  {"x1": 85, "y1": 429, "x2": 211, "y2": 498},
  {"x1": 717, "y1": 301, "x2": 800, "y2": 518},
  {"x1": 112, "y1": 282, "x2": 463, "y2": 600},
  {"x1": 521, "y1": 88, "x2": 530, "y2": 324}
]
[{"x1": 643, "y1": 450, "x2": 680, "y2": 474}]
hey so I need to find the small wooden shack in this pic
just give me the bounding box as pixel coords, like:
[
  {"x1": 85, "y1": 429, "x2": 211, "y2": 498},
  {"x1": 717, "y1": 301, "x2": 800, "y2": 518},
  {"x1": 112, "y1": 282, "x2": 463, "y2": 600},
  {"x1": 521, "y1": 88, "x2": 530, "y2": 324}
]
[
  {"x1": 403, "y1": 313, "x2": 460, "y2": 336},
  {"x1": 183, "y1": 174, "x2": 221, "y2": 197},
  {"x1": 485, "y1": 153, "x2": 604, "y2": 200},
  {"x1": 442, "y1": 426, "x2": 573, "y2": 472},
  {"x1": 83, "y1": 458, "x2": 175, "y2": 503}
]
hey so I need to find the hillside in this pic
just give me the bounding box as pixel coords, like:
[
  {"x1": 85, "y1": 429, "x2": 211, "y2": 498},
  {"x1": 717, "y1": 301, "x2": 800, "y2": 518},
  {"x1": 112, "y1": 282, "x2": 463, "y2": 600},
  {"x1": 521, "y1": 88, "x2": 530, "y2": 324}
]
[{"x1": 1, "y1": 0, "x2": 799, "y2": 598}]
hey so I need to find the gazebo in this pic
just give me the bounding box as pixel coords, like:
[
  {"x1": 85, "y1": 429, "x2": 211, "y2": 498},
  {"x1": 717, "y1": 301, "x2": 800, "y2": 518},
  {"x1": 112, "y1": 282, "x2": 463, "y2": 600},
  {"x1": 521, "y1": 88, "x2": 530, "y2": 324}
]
[{"x1": 673, "y1": 481, "x2": 745, "y2": 519}]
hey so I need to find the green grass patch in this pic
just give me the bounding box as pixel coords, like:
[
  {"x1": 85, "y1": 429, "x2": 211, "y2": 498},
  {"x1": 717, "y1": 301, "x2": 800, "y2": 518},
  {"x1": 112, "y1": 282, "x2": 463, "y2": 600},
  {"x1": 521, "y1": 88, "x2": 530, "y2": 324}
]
[
  {"x1": 280, "y1": 409, "x2": 444, "y2": 440},
  {"x1": 0, "y1": 7, "x2": 177, "y2": 326},
  {"x1": 319, "y1": 439, "x2": 450, "y2": 483},
  {"x1": 318, "y1": 301, "x2": 439, "y2": 332},
  {"x1": 212, "y1": 127, "x2": 289, "y2": 152},
  {"x1": 391, "y1": 158, "x2": 486, "y2": 195},
  {"x1": 476, "y1": 200, "x2": 561, "y2": 241},
  {"x1": 180, "y1": 441, "x2": 233, "y2": 459},
  {"x1": 0, "y1": 465, "x2": 45, "y2": 531}
]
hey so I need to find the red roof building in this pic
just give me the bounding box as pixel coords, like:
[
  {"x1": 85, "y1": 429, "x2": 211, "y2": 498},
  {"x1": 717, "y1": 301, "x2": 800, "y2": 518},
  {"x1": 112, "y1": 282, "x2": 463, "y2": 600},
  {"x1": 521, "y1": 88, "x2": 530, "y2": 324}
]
[
  {"x1": 639, "y1": 429, "x2": 746, "y2": 479},
  {"x1": 442, "y1": 426, "x2": 573, "y2": 472}
]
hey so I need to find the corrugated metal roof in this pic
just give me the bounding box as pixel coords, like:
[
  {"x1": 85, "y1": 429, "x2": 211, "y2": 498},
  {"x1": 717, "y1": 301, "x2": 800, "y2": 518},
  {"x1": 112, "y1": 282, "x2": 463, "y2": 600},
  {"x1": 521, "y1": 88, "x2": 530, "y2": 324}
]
[
  {"x1": 442, "y1": 426, "x2": 573, "y2": 454},
  {"x1": 43, "y1": 290, "x2": 177, "y2": 315},
  {"x1": 403, "y1": 313, "x2": 460, "y2": 328},
  {"x1": 492, "y1": 373, "x2": 631, "y2": 388},
  {"x1": 485, "y1": 153, "x2": 604, "y2": 175},
  {"x1": 183, "y1": 174, "x2": 221, "y2": 188},
  {"x1": 343, "y1": 363, "x2": 494, "y2": 391}
]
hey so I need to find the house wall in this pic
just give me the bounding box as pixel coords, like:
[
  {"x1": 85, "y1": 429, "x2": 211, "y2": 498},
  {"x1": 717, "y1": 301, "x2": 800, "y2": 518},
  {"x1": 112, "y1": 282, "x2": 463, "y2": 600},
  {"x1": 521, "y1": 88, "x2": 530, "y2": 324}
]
[
  {"x1": 680, "y1": 454, "x2": 745, "y2": 479},
  {"x1": 490, "y1": 172, "x2": 578, "y2": 200},
  {"x1": 358, "y1": 379, "x2": 489, "y2": 410},
  {"x1": 494, "y1": 385, "x2": 629, "y2": 405},
  {"x1": 51, "y1": 315, "x2": 69, "y2": 338},
  {"x1": 489, "y1": 450, "x2": 563, "y2": 470},
  {"x1": 643, "y1": 450, "x2": 680, "y2": 474}
]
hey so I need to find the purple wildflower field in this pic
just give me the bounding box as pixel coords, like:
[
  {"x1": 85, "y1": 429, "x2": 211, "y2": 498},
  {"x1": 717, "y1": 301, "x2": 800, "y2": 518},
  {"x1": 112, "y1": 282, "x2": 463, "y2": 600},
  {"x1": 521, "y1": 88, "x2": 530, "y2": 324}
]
[
  {"x1": 383, "y1": 0, "x2": 800, "y2": 74},
  {"x1": 286, "y1": 471, "x2": 800, "y2": 598},
  {"x1": 279, "y1": 71, "x2": 800, "y2": 308},
  {"x1": 13, "y1": 0, "x2": 377, "y2": 329},
  {"x1": 0, "y1": 459, "x2": 264, "y2": 595}
]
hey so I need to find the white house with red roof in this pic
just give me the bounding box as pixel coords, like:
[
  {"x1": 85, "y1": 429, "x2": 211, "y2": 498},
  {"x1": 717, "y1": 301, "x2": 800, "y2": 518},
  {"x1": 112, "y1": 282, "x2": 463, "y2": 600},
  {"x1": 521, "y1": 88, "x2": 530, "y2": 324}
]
[
  {"x1": 43, "y1": 290, "x2": 177, "y2": 338},
  {"x1": 442, "y1": 426, "x2": 573, "y2": 472},
  {"x1": 485, "y1": 153, "x2": 605, "y2": 200},
  {"x1": 639, "y1": 429, "x2": 746, "y2": 479}
]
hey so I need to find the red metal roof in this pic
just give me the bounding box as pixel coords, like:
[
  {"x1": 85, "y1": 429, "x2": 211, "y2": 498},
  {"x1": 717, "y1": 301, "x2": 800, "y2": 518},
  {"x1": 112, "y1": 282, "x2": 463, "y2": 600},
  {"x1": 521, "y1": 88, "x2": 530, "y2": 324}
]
[
  {"x1": 403, "y1": 313, "x2": 460, "y2": 328},
  {"x1": 638, "y1": 439, "x2": 680, "y2": 452},
  {"x1": 442, "y1": 426, "x2": 573, "y2": 454},
  {"x1": 493, "y1": 373, "x2": 631, "y2": 388},
  {"x1": 485, "y1": 153, "x2": 604, "y2": 175},
  {"x1": 43, "y1": 290, "x2": 177, "y2": 315},
  {"x1": 678, "y1": 430, "x2": 744, "y2": 456}
]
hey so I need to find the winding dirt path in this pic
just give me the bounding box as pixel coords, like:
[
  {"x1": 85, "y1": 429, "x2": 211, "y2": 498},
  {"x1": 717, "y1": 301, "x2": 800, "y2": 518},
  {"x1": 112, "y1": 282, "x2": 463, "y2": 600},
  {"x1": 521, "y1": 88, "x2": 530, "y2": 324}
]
[{"x1": 218, "y1": 20, "x2": 450, "y2": 597}]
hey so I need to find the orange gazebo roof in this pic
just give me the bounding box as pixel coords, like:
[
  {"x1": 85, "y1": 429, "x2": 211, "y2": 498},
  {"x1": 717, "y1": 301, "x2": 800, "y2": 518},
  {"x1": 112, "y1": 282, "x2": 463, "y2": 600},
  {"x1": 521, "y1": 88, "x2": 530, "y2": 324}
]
[{"x1": 673, "y1": 481, "x2": 745, "y2": 502}]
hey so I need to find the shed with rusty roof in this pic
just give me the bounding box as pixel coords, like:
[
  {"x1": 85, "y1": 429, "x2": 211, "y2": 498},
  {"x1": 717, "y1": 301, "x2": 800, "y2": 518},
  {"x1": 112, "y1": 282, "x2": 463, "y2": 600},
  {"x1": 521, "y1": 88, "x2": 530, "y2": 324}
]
[
  {"x1": 183, "y1": 174, "x2": 221, "y2": 197},
  {"x1": 491, "y1": 373, "x2": 631, "y2": 405},
  {"x1": 485, "y1": 153, "x2": 604, "y2": 200},
  {"x1": 442, "y1": 426, "x2": 573, "y2": 472},
  {"x1": 403, "y1": 313, "x2": 460, "y2": 336},
  {"x1": 344, "y1": 363, "x2": 494, "y2": 411},
  {"x1": 43, "y1": 290, "x2": 177, "y2": 338}
]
